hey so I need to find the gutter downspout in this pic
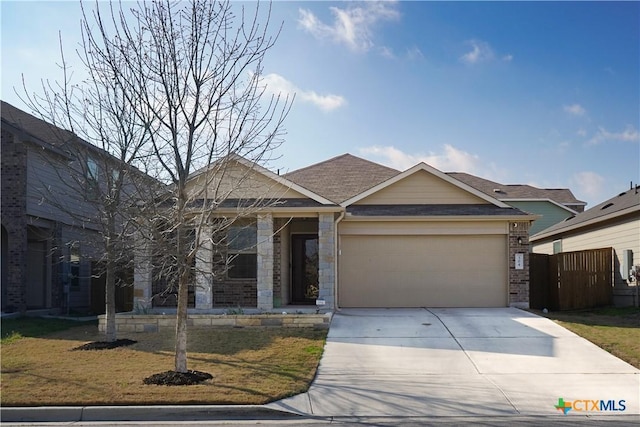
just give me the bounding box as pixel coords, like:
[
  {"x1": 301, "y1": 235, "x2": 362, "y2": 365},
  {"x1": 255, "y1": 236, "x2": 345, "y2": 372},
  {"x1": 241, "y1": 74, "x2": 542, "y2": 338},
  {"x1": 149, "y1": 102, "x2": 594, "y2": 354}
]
[{"x1": 333, "y1": 210, "x2": 345, "y2": 311}]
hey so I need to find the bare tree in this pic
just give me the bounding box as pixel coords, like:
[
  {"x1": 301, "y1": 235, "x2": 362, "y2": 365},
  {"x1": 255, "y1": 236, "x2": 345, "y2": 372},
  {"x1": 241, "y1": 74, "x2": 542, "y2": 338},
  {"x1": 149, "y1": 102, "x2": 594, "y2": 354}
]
[
  {"x1": 81, "y1": 0, "x2": 291, "y2": 373},
  {"x1": 19, "y1": 29, "x2": 159, "y2": 342}
]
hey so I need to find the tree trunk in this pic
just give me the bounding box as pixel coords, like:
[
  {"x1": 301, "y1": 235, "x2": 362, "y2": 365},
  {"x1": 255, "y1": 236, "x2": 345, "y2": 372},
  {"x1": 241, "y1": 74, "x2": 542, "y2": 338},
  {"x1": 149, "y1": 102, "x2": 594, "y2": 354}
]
[
  {"x1": 174, "y1": 272, "x2": 189, "y2": 373},
  {"x1": 104, "y1": 258, "x2": 117, "y2": 342}
]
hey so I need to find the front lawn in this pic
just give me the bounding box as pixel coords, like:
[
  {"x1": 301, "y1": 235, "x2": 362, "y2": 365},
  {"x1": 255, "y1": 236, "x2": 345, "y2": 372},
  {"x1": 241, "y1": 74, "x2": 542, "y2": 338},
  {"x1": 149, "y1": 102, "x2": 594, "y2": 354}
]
[
  {"x1": 536, "y1": 306, "x2": 640, "y2": 369},
  {"x1": 0, "y1": 318, "x2": 327, "y2": 406}
]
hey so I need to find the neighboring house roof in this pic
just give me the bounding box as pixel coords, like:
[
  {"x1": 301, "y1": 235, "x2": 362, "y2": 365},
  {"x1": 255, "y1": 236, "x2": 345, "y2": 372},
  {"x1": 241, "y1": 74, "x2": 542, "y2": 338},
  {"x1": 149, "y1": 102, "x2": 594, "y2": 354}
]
[
  {"x1": 531, "y1": 186, "x2": 640, "y2": 241},
  {"x1": 448, "y1": 172, "x2": 585, "y2": 210},
  {"x1": 284, "y1": 153, "x2": 400, "y2": 204},
  {"x1": 1, "y1": 101, "x2": 77, "y2": 156}
]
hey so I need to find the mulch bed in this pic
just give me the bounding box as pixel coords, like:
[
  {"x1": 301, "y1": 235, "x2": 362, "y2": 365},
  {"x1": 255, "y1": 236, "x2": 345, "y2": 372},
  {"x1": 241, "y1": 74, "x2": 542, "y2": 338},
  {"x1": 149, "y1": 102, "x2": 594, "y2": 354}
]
[
  {"x1": 143, "y1": 370, "x2": 213, "y2": 386},
  {"x1": 71, "y1": 339, "x2": 137, "y2": 351}
]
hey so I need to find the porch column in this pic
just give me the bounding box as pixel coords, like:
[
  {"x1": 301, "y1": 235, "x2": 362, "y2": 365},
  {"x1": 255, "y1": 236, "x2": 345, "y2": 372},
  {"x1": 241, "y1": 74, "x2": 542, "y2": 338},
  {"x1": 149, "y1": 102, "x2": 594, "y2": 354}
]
[
  {"x1": 256, "y1": 214, "x2": 274, "y2": 310},
  {"x1": 195, "y1": 225, "x2": 213, "y2": 309},
  {"x1": 318, "y1": 213, "x2": 335, "y2": 309},
  {"x1": 133, "y1": 231, "x2": 152, "y2": 311}
]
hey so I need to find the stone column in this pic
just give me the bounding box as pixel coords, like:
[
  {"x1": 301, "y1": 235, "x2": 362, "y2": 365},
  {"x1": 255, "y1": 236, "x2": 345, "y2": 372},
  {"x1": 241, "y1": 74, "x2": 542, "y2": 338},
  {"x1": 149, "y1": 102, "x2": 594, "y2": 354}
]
[
  {"x1": 195, "y1": 226, "x2": 213, "y2": 309},
  {"x1": 256, "y1": 214, "x2": 274, "y2": 310},
  {"x1": 133, "y1": 231, "x2": 153, "y2": 311},
  {"x1": 509, "y1": 221, "x2": 531, "y2": 309},
  {"x1": 318, "y1": 213, "x2": 335, "y2": 309}
]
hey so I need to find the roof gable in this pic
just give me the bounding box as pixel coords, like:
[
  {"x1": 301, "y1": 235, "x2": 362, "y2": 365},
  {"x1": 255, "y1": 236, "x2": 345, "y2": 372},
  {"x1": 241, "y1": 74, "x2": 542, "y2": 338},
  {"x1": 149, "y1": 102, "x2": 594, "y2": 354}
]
[
  {"x1": 187, "y1": 154, "x2": 335, "y2": 205},
  {"x1": 284, "y1": 153, "x2": 399, "y2": 204},
  {"x1": 343, "y1": 162, "x2": 510, "y2": 208}
]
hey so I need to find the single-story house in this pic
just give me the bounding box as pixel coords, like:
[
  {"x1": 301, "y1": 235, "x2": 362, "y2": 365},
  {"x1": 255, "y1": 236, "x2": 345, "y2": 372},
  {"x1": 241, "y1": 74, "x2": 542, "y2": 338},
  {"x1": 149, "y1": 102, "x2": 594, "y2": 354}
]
[
  {"x1": 531, "y1": 185, "x2": 640, "y2": 306},
  {"x1": 133, "y1": 153, "x2": 537, "y2": 310},
  {"x1": 448, "y1": 173, "x2": 585, "y2": 235}
]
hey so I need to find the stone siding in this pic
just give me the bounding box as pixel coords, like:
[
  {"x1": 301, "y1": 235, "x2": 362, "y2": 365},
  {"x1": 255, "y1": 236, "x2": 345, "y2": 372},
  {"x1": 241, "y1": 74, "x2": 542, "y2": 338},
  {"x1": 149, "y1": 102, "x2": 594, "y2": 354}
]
[{"x1": 98, "y1": 312, "x2": 332, "y2": 332}]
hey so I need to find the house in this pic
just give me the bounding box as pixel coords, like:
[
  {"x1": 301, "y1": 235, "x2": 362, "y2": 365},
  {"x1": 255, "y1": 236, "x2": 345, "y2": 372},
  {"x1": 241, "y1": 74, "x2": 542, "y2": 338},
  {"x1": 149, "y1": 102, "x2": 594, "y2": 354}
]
[
  {"x1": 447, "y1": 173, "x2": 585, "y2": 235},
  {"x1": 1, "y1": 101, "x2": 148, "y2": 314},
  {"x1": 530, "y1": 185, "x2": 640, "y2": 307},
  {"x1": 132, "y1": 153, "x2": 537, "y2": 310}
]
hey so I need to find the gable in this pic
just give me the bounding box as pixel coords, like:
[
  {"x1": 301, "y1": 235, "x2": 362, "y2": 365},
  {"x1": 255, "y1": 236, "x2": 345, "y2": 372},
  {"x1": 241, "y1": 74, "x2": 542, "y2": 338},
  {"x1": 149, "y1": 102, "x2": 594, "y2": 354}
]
[
  {"x1": 186, "y1": 159, "x2": 309, "y2": 201},
  {"x1": 355, "y1": 169, "x2": 490, "y2": 205}
]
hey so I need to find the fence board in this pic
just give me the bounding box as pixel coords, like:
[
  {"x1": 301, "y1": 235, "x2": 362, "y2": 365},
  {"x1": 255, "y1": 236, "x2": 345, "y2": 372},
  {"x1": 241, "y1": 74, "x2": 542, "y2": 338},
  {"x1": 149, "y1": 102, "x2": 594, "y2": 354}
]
[{"x1": 529, "y1": 247, "x2": 613, "y2": 311}]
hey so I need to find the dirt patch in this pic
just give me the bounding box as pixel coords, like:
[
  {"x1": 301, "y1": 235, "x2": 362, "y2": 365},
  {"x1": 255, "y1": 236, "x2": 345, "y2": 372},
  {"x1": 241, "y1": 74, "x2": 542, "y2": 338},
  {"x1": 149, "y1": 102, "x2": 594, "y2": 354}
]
[
  {"x1": 143, "y1": 370, "x2": 213, "y2": 386},
  {"x1": 72, "y1": 339, "x2": 137, "y2": 351}
]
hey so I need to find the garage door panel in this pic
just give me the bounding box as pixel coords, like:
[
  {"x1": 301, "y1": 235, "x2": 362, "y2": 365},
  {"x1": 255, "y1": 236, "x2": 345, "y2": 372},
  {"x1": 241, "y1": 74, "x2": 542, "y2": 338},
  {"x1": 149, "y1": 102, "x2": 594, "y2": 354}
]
[{"x1": 339, "y1": 235, "x2": 507, "y2": 308}]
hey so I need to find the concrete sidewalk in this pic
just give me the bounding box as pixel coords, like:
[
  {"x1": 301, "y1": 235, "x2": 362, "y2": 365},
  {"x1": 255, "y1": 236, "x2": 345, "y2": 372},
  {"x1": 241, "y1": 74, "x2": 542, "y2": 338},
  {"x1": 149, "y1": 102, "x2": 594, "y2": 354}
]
[{"x1": 268, "y1": 308, "x2": 639, "y2": 418}]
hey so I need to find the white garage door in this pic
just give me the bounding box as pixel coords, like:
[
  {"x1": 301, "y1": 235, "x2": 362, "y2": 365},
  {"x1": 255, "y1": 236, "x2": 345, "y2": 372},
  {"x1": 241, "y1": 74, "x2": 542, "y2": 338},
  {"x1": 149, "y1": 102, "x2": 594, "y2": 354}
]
[{"x1": 339, "y1": 235, "x2": 507, "y2": 308}]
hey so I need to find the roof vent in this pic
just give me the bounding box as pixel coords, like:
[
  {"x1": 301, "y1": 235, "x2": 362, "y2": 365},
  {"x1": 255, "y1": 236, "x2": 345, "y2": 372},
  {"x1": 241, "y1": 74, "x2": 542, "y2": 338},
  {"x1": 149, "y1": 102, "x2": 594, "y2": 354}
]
[
  {"x1": 618, "y1": 191, "x2": 626, "y2": 197},
  {"x1": 493, "y1": 188, "x2": 502, "y2": 193},
  {"x1": 601, "y1": 203, "x2": 614, "y2": 210}
]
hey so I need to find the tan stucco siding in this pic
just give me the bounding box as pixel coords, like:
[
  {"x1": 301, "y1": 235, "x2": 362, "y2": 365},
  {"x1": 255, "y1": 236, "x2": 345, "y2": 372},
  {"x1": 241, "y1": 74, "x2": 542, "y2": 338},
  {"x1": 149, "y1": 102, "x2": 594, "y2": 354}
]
[
  {"x1": 186, "y1": 161, "x2": 307, "y2": 200},
  {"x1": 340, "y1": 220, "x2": 508, "y2": 235},
  {"x1": 355, "y1": 170, "x2": 489, "y2": 205},
  {"x1": 339, "y1": 234, "x2": 508, "y2": 307}
]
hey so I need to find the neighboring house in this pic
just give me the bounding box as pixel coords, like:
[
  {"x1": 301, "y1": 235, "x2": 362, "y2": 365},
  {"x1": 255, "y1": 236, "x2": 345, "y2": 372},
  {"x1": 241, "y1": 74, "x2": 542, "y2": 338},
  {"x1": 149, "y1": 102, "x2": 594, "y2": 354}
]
[
  {"x1": 132, "y1": 153, "x2": 537, "y2": 310},
  {"x1": 530, "y1": 185, "x2": 640, "y2": 306},
  {"x1": 448, "y1": 173, "x2": 586, "y2": 235},
  {"x1": 1, "y1": 101, "x2": 148, "y2": 313}
]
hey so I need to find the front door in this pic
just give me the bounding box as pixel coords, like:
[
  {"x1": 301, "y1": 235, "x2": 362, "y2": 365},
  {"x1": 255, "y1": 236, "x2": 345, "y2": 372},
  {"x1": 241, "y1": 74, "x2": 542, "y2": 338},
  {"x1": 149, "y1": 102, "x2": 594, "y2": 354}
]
[{"x1": 291, "y1": 234, "x2": 319, "y2": 304}]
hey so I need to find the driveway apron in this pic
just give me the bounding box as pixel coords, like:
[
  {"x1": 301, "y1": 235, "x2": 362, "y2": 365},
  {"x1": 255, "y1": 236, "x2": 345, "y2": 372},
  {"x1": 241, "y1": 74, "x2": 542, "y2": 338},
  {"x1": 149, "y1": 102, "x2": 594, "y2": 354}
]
[{"x1": 269, "y1": 308, "x2": 639, "y2": 417}]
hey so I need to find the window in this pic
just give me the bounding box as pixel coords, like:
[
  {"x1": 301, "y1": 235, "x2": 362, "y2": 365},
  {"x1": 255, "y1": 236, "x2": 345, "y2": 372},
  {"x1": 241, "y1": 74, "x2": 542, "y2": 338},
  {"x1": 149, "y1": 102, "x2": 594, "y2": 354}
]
[
  {"x1": 553, "y1": 239, "x2": 562, "y2": 254},
  {"x1": 86, "y1": 157, "x2": 99, "y2": 199},
  {"x1": 227, "y1": 223, "x2": 257, "y2": 279},
  {"x1": 69, "y1": 243, "x2": 80, "y2": 289}
]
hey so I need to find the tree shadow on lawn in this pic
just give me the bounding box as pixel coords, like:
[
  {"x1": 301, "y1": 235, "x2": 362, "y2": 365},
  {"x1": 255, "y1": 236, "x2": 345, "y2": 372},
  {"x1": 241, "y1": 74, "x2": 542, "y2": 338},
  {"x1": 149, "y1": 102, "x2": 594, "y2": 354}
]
[{"x1": 531, "y1": 307, "x2": 640, "y2": 329}]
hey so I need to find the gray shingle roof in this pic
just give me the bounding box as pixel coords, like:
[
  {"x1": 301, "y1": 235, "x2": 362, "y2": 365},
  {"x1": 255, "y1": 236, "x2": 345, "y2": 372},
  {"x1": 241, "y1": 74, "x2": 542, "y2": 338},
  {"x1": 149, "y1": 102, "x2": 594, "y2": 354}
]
[
  {"x1": 284, "y1": 153, "x2": 400, "y2": 204},
  {"x1": 531, "y1": 186, "x2": 640, "y2": 239},
  {"x1": 1, "y1": 101, "x2": 76, "y2": 149},
  {"x1": 447, "y1": 172, "x2": 585, "y2": 207}
]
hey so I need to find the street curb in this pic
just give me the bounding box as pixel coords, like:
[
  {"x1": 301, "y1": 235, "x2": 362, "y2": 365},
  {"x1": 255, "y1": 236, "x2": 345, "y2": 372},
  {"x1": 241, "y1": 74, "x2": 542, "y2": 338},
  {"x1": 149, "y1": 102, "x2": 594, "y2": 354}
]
[{"x1": 0, "y1": 405, "x2": 303, "y2": 423}]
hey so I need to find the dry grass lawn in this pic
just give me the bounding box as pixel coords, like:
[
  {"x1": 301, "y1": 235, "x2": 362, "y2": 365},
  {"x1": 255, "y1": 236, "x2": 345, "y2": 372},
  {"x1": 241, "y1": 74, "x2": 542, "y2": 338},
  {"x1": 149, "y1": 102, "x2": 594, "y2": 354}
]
[
  {"x1": 536, "y1": 306, "x2": 640, "y2": 369},
  {"x1": 1, "y1": 321, "x2": 326, "y2": 406}
]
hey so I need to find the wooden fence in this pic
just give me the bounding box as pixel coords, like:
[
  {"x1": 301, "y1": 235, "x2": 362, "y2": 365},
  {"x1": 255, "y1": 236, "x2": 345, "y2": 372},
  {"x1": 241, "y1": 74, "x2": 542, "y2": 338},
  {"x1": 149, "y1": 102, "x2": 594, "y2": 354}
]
[{"x1": 530, "y1": 247, "x2": 613, "y2": 311}]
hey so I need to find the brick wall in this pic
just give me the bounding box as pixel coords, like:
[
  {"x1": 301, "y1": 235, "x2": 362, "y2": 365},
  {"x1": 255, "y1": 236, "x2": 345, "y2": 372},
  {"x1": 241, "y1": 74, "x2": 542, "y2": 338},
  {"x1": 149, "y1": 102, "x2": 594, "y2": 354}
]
[
  {"x1": 1, "y1": 128, "x2": 27, "y2": 312},
  {"x1": 509, "y1": 221, "x2": 530, "y2": 308}
]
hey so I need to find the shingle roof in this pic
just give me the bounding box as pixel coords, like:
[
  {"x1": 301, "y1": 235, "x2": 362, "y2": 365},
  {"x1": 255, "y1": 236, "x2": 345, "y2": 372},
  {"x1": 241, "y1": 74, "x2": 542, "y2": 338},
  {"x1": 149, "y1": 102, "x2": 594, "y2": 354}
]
[
  {"x1": 531, "y1": 186, "x2": 640, "y2": 239},
  {"x1": 447, "y1": 172, "x2": 585, "y2": 207},
  {"x1": 284, "y1": 153, "x2": 400, "y2": 204},
  {"x1": 1, "y1": 100, "x2": 76, "y2": 148}
]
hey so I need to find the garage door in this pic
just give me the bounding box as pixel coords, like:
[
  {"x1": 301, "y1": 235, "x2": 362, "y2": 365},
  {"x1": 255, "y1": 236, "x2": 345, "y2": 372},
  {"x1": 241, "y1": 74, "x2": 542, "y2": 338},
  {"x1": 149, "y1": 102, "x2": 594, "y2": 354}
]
[{"x1": 339, "y1": 235, "x2": 507, "y2": 308}]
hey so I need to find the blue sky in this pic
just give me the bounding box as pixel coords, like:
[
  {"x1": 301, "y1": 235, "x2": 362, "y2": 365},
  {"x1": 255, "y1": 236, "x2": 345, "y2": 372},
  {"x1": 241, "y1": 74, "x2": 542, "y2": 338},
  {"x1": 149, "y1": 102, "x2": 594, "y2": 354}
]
[{"x1": 2, "y1": 1, "x2": 639, "y2": 207}]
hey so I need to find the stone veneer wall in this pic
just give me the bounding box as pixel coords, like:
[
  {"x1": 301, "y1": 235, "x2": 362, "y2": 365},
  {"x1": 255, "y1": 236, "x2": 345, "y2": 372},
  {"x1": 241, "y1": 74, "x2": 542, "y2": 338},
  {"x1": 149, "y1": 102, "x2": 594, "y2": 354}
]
[
  {"x1": 98, "y1": 312, "x2": 332, "y2": 333},
  {"x1": 273, "y1": 218, "x2": 283, "y2": 307},
  {"x1": 509, "y1": 221, "x2": 530, "y2": 308},
  {"x1": 317, "y1": 213, "x2": 335, "y2": 309}
]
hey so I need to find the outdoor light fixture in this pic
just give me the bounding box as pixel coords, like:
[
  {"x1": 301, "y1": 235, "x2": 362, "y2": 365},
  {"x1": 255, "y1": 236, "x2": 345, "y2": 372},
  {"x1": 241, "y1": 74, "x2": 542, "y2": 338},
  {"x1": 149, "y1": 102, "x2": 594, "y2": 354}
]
[{"x1": 517, "y1": 237, "x2": 524, "y2": 245}]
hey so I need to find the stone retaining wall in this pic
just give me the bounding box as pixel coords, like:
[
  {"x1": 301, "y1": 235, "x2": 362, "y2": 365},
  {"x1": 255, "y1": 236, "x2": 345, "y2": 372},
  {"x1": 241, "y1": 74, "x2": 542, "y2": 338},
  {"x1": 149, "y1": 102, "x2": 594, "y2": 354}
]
[{"x1": 98, "y1": 312, "x2": 332, "y2": 333}]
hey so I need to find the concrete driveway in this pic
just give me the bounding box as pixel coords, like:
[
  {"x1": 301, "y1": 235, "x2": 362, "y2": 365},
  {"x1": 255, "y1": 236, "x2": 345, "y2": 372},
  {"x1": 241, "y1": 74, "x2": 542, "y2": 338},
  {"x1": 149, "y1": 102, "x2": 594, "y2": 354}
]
[{"x1": 270, "y1": 308, "x2": 639, "y2": 418}]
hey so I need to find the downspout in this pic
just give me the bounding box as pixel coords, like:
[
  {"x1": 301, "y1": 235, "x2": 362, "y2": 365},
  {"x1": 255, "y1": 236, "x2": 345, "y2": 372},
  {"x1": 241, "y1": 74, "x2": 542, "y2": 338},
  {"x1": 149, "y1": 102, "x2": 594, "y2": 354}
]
[{"x1": 333, "y1": 210, "x2": 345, "y2": 311}]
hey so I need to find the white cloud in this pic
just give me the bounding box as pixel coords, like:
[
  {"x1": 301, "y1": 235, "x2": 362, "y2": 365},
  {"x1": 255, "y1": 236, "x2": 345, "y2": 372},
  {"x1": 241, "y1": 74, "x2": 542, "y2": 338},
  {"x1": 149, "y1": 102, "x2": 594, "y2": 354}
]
[
  {"x1": 564, "y1": 103, "x2": 586, "y2": 116},
  {"x1": 262, "y1": 73, "x2": 346, "y2": 112},
  {"x1": 502, "y1": 54, "x2": 513, "y2": 62},
  {"x1": 587, "y1": 125, "x2": 640, "y2": 145},
  {"x1": 405, "y1": 46, "x2": 425, "y2": 61},
  {"x1": 298, "y1": 2, "x2": 400, "y2": 52},
  {"x1": 572, "y1": 171, "x2": 606, "y2": 202},
  {"x1": 460, "y1": 39, "x2": 495, "y2": 64},
  {"x1": 358, "y1": 144, "x2": 482, "y2": 173}
]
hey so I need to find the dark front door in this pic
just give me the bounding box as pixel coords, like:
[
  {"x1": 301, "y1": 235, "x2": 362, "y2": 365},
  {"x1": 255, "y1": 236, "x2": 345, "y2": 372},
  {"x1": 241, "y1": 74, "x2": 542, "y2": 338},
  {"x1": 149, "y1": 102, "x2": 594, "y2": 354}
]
[{"x1": 291, "y1": 234, "x2": 319, "y2": 304}]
